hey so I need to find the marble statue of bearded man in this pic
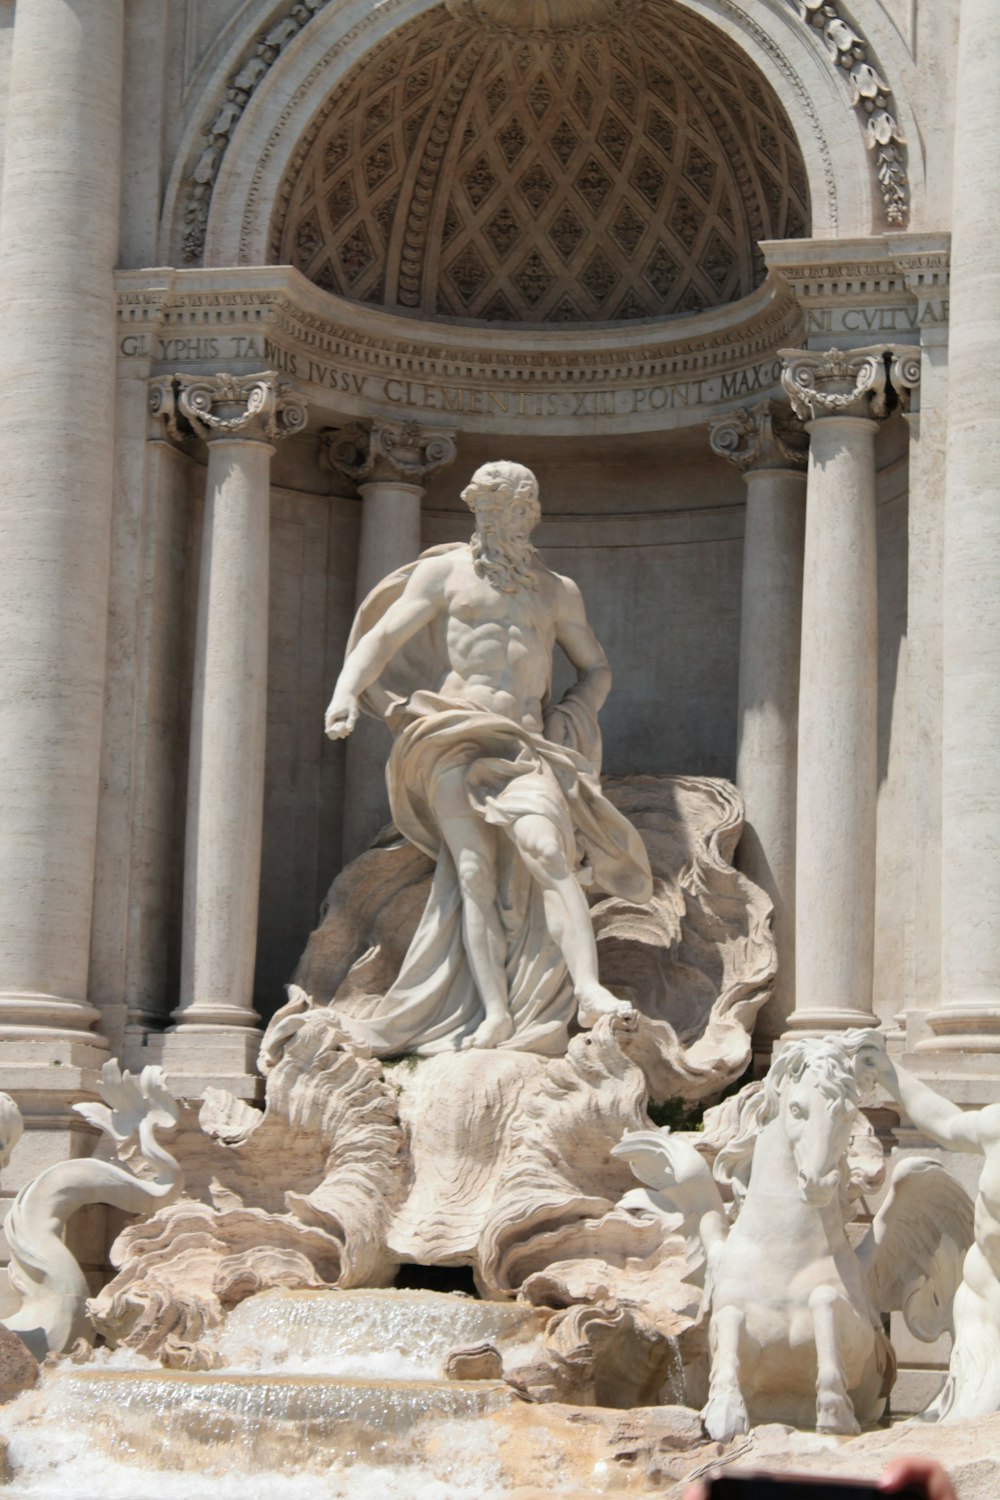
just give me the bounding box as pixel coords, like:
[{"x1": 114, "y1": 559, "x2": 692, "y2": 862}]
[{"x1": 324, "y1": 460, "x2": 652, "y2": 1057}]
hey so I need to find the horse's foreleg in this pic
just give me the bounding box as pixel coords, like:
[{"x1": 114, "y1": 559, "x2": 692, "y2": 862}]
[
  {"x1": 702, "y1": 1304, "x2": 749, "y2": 1441},
  {"x1": 810, "y1": 1284, "x2": 861, "y2": 1436}
]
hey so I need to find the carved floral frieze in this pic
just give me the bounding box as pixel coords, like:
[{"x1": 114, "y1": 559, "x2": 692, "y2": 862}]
[
  {"x1": 183, "y1": 0, "x2": 334, "y2": 263},
  {"x1": 785, "y1": 0, "x2": 908, "y2": 226}
]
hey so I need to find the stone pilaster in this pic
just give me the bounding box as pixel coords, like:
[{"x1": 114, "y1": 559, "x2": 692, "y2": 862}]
[
  {"x1": 146, "y1": 373, "x2": 307, "y2": 1097},
  {"x1": 778, "y1": 346, "x2": 918, "y2": 1035},
  {"x1": 890, "y1": 256, "x2": 950, "y2": 1049},
  {"x1": 322, "y1": 421, "x2": 456, "y2": 862},
  {"x1": 709, "y1": 401, "x2": 808, "y2": 1051},
  {"x1": 0, "y1": 0, "x2": 125, "y2": 1178},
  {"x1": 919, "y1": 0, "x2": 1000, "y2": 1053}
]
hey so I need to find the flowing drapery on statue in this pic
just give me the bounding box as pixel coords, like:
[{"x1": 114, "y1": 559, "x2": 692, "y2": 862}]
[{"x1": 324, "y1": 463, "x2": 653, "y2": 1056}]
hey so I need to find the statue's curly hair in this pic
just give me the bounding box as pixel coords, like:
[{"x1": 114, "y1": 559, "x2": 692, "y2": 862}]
[{"x1": 461, "y1": 460, "x2": 541, "y2": 525}]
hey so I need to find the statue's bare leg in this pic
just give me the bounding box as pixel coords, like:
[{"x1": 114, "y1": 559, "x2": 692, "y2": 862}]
[
  {"x1": 511, "y1": 814, "x2": 634, "y2": 1027},
  {"x1": 432, "y1": 768, "x2": 514, "y2": 1049}
]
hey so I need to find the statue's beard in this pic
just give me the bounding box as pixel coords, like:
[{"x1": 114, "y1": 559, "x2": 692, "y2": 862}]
[{"x1": 470, "y1": 528, "x2": 538, "y2": 592}]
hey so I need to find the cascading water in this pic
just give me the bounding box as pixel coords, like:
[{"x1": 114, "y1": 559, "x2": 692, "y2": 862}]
[
  {"x1": 0, "y1": 1290, "x2": 552, "y2": 1500},
  {"x1": 217, "y1": 1288, "x2": 545, "y2": 1378}
]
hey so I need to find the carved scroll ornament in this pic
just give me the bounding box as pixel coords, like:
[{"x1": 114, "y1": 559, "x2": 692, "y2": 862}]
[
  {"x1": 321, "y1": 421, "x2": 457, "y2": 485},
  {"x1": 779, "y1": 344, "x2": 921, "y2": 422},
  {"x1": 150, "y1": 373, "x2": 309, "y2": 444},
  {"x1": 708, "y1": 399, "x2": 808, "y2": 472}
]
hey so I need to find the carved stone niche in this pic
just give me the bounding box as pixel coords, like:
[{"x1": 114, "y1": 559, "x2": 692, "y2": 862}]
[{"x1": 274, "y1": 5, "x2": 810, "y2": 322}]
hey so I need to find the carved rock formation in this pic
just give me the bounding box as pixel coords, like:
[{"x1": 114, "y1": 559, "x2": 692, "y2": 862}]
[
  {"x1": 502, "y1": 1298, "x2": 683, "y2": 1408},
  {"x1": 91, "y1": 1009, "x2": 406, "y2": 1366},
  {"x1": 0, "y1": 1325, "x2": 39, "y2": 1403},
  {"x1": 88, "y1": 778, "x2": 777, "y2": 1368}
]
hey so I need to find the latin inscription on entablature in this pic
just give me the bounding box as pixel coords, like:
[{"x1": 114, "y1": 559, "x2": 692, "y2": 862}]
[
  {"x1": 119, "y1": 329, "x2": 784, "y2": 431},
  {"x1": 803, "y1": 303, "x2": 946, "y2": 337}
]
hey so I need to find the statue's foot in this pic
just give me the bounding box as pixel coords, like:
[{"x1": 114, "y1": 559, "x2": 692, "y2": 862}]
[
  {"x1": 576, "y1": 984, "x2": 636, "y2": 1029},
  {"x1": 461, "y1": 1012, "x2": 515, "y2": 1050},
  {"x1": 701, "y1": 1388, "x2": 749, "y2": 1443}
]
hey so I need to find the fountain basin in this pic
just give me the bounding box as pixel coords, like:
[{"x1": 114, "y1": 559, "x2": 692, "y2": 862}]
[
  {"x1": 215, "y1": 1288, "x2": 545, "y2": 1377},
  {"x1": 35, "y1": 1367, "x2": 515, "y2": 1474}
]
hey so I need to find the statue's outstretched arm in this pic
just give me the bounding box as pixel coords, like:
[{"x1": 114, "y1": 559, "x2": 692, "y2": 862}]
[
  {"x1": 326, "y1": 566, "x2": 442, "y2": 738},
  {"x1": 880, "y1": 1053, "x2": 987, "y2": 1155}
]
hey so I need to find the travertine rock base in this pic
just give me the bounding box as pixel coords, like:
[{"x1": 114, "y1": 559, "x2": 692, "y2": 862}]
[
  {"x1": 89, "y1": 1011, "x2": 699, "y2": 1366},
  {"x1": 86, "y1": 775, "x2": 773, "y2": 1369},
  {"x1": 661, "y1": 1415, "x2": 1000, "y2": 1500},
  {"x1": 295, "y1": 773, "x2": 776, "y2": 1092},
  {"x1": 0, "y1": 1327, "x2": 37, "y2": 1404}
]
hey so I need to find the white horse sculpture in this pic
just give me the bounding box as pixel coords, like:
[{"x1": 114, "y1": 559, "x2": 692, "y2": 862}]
[{"x1": 613, "y1": 1031, "x2": 972, "y2": 1439}]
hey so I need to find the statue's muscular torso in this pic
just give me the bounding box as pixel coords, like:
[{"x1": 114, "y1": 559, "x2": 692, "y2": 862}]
[
  {"x1": 421, "y1": 549, "x2": 564, "y2": 733},
  {"x1": 326, "y1": 536, "x2": 609, "y2": 746}
]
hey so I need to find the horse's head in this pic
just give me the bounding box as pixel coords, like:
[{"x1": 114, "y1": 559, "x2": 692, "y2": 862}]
[{"x1": 766, "y1": 1037, "x2": 864, "y2": 1209}]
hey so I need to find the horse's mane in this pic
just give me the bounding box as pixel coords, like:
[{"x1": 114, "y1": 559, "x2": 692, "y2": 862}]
[{"x1": 713, "y1": 1036, "x2": 864, "y2": 1205}]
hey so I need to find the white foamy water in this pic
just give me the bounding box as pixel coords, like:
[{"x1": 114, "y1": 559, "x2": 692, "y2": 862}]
[
  {"x1": 0, "y1": 1290, "x2": 546, "y2": 1498},
  {"x1": 215, "y1": 1288, "x2": 540, "y2": 1378},
  {"x1": 0, "y1": 1394, "x2": 510, "y2": 1500}
]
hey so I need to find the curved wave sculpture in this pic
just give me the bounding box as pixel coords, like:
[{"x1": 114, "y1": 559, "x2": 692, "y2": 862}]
[{"x1": 0, "y1": 1062, "x2": 183, "y2": 1359}]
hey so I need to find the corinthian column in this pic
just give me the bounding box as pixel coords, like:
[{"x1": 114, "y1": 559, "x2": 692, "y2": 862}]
[
  {"x1": 778, "y1": 347, "x2": 918, "y2": 1034},
  {"x1": 921, "y1": 0, "x2": 1000, "y2": 1052},
  {"x1": 151, "y1": 374, "x2": 306, "y2": 1089},
  {"x1": 0, "y1": 0, "x2": 124, "y2": 1070},
  {"x1": 322, "y1": 422, "x2": 456, "y2": 862},
  {"x1": 709, "y1": 401, "x2": 808, "y2": 1048}
]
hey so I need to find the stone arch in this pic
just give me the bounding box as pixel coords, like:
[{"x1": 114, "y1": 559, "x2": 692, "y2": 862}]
[{"x1": 163, "y1": 0, "x2": 911, "y2": 275}]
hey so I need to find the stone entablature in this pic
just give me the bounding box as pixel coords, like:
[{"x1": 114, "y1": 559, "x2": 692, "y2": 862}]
[
  {"x1": 116, "y1": 236, "x2": 945, "y2": 437},
  {"x1": 763, "y1": 232, "x2": 950, "y2": 344}
]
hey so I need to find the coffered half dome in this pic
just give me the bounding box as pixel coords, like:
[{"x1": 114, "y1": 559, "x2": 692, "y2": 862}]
[{"x1": 272, "y1": 0, "x2": 810, "y2": 325}]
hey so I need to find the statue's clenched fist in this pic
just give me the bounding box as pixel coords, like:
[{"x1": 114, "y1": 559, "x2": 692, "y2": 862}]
[{"x1": 325, "y1": 691, "x2": 359, "y2": 739}]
